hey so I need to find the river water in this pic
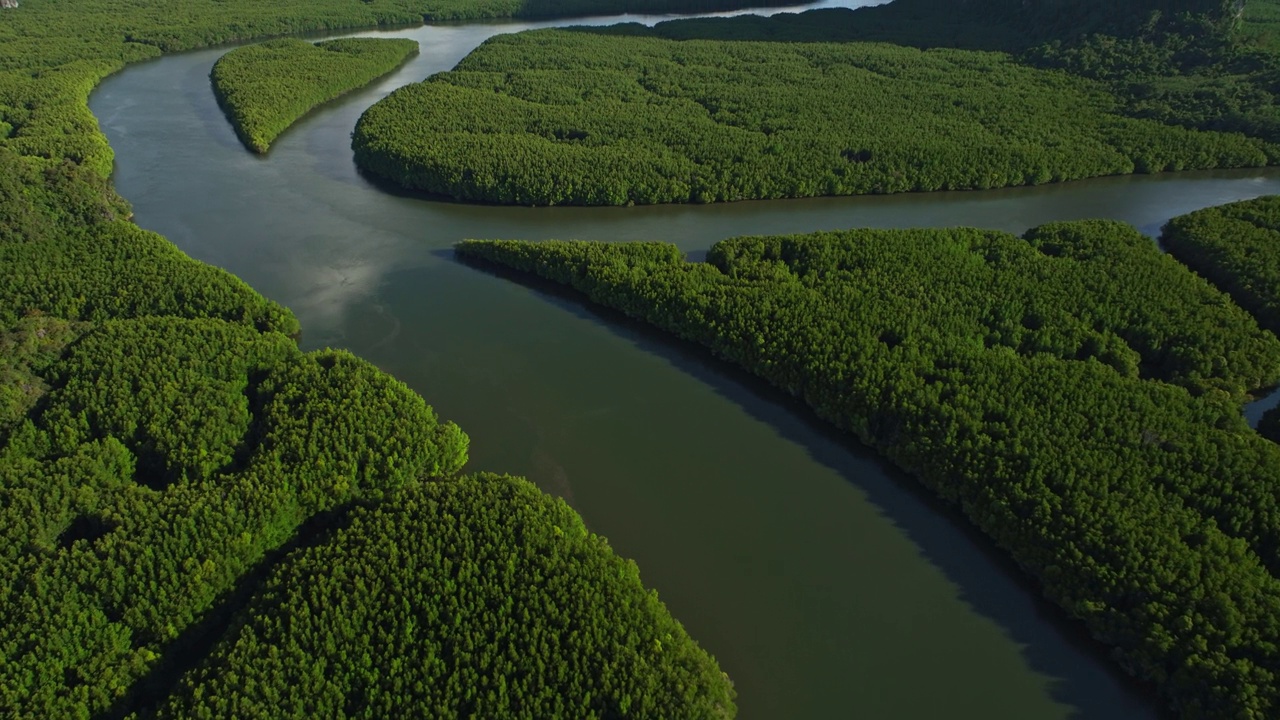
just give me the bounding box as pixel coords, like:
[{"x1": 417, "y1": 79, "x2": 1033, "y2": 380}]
[{"x1": 89, "y1": 6, "x2": 1280, "y2": 717}]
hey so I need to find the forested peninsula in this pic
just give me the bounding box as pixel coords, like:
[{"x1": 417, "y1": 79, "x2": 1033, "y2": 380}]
[
  {"x1": 0, "y1": 0, "x2": 767, "y2": 715},
  {"x1": 456, "y1": 215, "x2": 1280, "y2": 718},
  {"x1": 1162, "y1": 195, "x2": 1280, "y2": 338},
  {"x1": 1158, "y1": 194, "x2": 1280, "y2": 450},
  {"x1": 352, "y1": 0, "x2": 1280, "y2": 205},
  {"x1": 211, "y1": 38, "x2": 418, "y2": 154}
]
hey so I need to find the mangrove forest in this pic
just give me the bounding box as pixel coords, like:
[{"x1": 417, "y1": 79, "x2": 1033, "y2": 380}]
[
  {"x1": 211, "y1": 38, "x2": 419, "y2": 154},
  {"x1": 457, "y1": 213, "x2": 1280, "y2": 717}
]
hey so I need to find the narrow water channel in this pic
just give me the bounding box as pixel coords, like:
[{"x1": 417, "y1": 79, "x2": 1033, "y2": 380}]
[{"x1": 90, "y1": 6, "x2": 1280, "y2": 717}]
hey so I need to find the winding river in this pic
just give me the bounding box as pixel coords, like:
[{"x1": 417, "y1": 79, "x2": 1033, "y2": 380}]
[{"x1": 90, "y1": 5, "x2": 1280, "y2": 717}]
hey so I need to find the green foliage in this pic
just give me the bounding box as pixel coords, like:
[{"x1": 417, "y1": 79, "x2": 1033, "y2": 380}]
[
  {"x1": 0, "y1": 147, "x2": 128, "y2": 239},
  {"x1": 0, "y1": 0, "x2": 745, "y2": 715},
  {"x1": 155, "y1": 473, "x2": 735, "y2": 719},
  {"x1": 0, "y1": 308, "x2": 719, "y2": 718},
  {"x1": 968, "y1": 0, "x2": 1244, "y2": 42},
  {"x1": 0, "y1": 0, "x2": 791, "y2": 173},
  {"x1": 353, "y1": 29, "x2": 1273, "y2": 206},
  {"x1": 0, "y1": 311, "x2": 723, "y2": 717},
  {"x1": 0, "y1": 146, "x2": 299, "y2": 334},
  {"x1": 0, "y1": 215, "x2": 301, "y2": 334},
  {"x1": 1161, "y1": 195, "x2": 1280, "y2": 338},
  {"x1": 212, "y1": 38, "x2": 418, "y2": 153},
  {"x1": 0, "y1": 60, "x2": 122, "y2": 177},
  {"x1": 0, "y1": 317, "x2": 471, "y2": 717},
  {"x1": 575, "y1": 0, "x2": 1248, "y2": 51},
  {"x1": 0, "y1": 314, "x2": 83, "y2": 440},
  {"x1": 3, "y1": 0, "x2": 1271, "y2": 715},
  {"x1": 0, "y1": 0, "x2": 793, "y2": 74},
  {"x1": 1242, "y1": 0, "x2": 1280, "y2": 54},
  {"x1": 457, "y1": 220, "x2": 1280, "y2": 718},
  {"x1": 376, "y1": 0, "x2": 1280, "y2": 203},
  {"x1": 1024, "y1": 31, "x2": 1280, "y2": 142}
]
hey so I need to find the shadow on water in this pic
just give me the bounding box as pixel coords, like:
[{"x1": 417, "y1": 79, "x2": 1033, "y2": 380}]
[
  {"x1": 1247, "y1": 385, "x2": 1280, "y2": 429},
  {"x1": 351, "y1": 164, "x2": 481, "y2": 204},
  {"x1": 182, "y1": 58, "x2": 252, "y2": 156},
  {"x1": 447, "y1": 248, "x2": 1173, "y2": 720}
]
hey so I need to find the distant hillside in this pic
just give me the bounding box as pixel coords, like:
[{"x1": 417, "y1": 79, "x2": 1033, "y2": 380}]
[{"x1": 960, "y1": 0, "x2": 1244, "y2": 40}]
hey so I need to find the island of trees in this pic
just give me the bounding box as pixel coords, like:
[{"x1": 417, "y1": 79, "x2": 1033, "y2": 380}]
[
  {"x1": 1159, "y1": 193, "x2": 1280, "y2": 448},
  {"x1": 1162, "y1": 196, "x2": 1280, "y2": 338},
  {"x1": 352, "y1": 0, "x2": 1280, "y2": 205},
  {"x1": 456, "y1": 210, "x2": 1280, "y2": 718},
  {"x1": 211, "y1": 38, "x2": 419, "y2": 154}
]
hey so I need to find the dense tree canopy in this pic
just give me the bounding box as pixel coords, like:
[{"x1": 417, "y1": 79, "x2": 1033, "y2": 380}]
[
  {"x1": 352, "y1": 0, "x2": 1280, "y2": 205},
  {"x1": 1161, "y1": 195, "x2": 1280, "y2": 338},
  {"x1": 0, "y1": 298, "x2": 731, "y2": 718},
  {"x1": 4, "y1": 0, "x2": 1279, "y2": 714},
  {"x1": 353, "y1": 29, "x2": 1275, "y2": 206},
  {"x1": 457, "y1": 217, "x2": 1280, "y2": 718},
  {"x1": 0, "y1": 0, "x2": 745, "y2": 715},
  {"x1": 1243, "y1": 0, "x2": 1280, "y2": 52},
  {"x1": 0, "y1": 313, "x2": 470, "y2": 717},
  {"x1": 211, "y1": 38, "x2": 419, "y2": 153},
  {"x1": 1160, "y1": 194, "x2": 1280, "y2": 455},
  {"x1": 155, "y1": 474, "x2": 735, "y2": 720},
  {"x1": 0, "y1": 0, "x2": 789, "y2": 176},
  {"x1": 0, "y1": 149, "x2": 298, "y2": 334},
  {"x1": 632, "y1": 0, "x2": 1280, "y2": 141}
]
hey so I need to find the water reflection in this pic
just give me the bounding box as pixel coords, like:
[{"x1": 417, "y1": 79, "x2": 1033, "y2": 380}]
[{"x1": 1247, "y1": 386, "x2": 1280, "y2": 428}]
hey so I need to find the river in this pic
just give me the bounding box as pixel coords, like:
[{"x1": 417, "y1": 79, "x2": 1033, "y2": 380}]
[{"x1": 89, "y1": 5, "x2": 1280, "y2": 717}]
